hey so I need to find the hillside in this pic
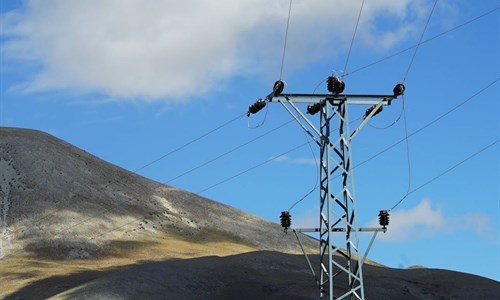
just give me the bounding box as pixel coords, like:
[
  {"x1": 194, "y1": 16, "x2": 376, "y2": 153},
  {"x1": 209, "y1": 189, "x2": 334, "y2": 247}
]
[{"x1": 0, "y1": 127, "x2": 498, "y2": 299}]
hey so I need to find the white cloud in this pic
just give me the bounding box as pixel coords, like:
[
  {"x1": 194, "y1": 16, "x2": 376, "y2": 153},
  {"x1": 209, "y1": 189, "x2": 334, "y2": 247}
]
[
  {"x1": 1, "y1": 0, "x2": 434, "y2": 102},
  {"x1": 368, "y1": 199, "x2": 498, "y2": 243},
  {"x1": 273, "y1": 155, "x2": 290, "y2": 163},
  {"x1": 293, "y1": 205, "x2": 319, "y2": 229},
  {"x1": 450, "y1": 212, "x2": 498, "y2": 243},
  {"x1": 368, "y1": 199, "x2": 445, "y2": 242},
  {"x1": 274, "y1": 155, "x2": 319, "y2": 166},
  {"x1": 291, "y1": 198, "x2": 497, "y2": 245}
]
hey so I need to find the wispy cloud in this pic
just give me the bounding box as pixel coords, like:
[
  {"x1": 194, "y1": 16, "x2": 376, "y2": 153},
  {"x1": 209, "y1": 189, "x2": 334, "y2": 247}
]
[
  {"x1": 1, "y1": 0, "x2": 436, "y2": 102},
  {"x1": 273, "y1": 155, "x2": 319, "y2": 166},
  {"x1": 367, "y1": 199, "x2": 498, "y2": 243},
  {"x1": 449, "y1": 212, "x2": 498, "y2": 243},
  {"x1": 80, "y1": 115, "x2": 124, "y2": 125},
  {"x1": 293, "y1": 205, "x2": 319, "y2": 229},
  {"x1": 368, "y1": 199, "x2": 445, "y2": 242}
]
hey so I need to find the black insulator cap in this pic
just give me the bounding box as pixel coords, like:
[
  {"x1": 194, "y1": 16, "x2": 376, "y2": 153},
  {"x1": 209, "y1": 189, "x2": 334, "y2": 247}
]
[
  {"x1": 280, "y1": 211, "x2": 292, "y2": 229},
  {"x1": 364, "y1": 105, "x2": 383, "y2": 119},
  {"x1": 378, "y1": 210, "x2": 390, "y2": 228},
  {"x1": 393, "y1": 83, "x2": 405, "y2": 96},
  {"x1": 327, "y1": 76, "x2": 345, "y2": 94},
  {"x1": 307, "y1": 102, "x2": 321, "y2": 115},
  {"x1": 273, "y1": 80, "x2": 285, "y2": 94},
  {"x1": 247, "y1": 99, "x2": 266, "y2": 116}
]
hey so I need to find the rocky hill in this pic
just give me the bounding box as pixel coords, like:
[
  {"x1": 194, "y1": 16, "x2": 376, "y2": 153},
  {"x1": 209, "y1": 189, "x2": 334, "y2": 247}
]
[{"x1": 0, "y1": 127, "x2": 498, "y2": 299}]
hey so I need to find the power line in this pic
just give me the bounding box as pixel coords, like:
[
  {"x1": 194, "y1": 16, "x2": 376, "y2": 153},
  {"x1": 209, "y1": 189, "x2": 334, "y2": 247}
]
[
  {"x1": 287, "y1": 138, "x2": 499, "y2": 213},
  {"x1": 403, "y1": 0, "x2": 439, "y2": 83},
  {"x1": 4, "y1": 4, "x2": 497, "y2": 246},
  {"x1": 344, "y1": 6, "x2": 499, "y2": 77},
  {"x1": 7, "y1": 78, "x2": 495, "y2": 244},
  {"x1": 356, "y1": 78, "x2": 499, "y2": 170},
  {"x1": 342, "y1": 0, "x2": 365, "y2": 77},
  {"x1": 398, "y1": 95, "x2": 413, "y2": 206},
  {"x1": 7, "y1": 79, "x2": 495, "y2": 248},
  {"x1": 288, "y1": 185, "x2": 317, "y2": 212},
  {"x1": 389, "y1": 139, "x2": 499, "y2": 211},
  {"x1": 143, "y1": 4, "x2": 500, "y2": 179},
  {"x1": 196, "y1": 77, "x2": 498, "y2": 198},
  {"x1": 279, "y1": 0, "x2": 293, "y2": 80},
  {"x1": 284, "y1": 78, "x2": 498, "y2": 211},
  {"x1": 195, "y1": 114, "x2": 365, "y2": 195},
  {"x1": 165, "y1": 119, "x2": 294, "y2": 183},
  {"x1": 196, "y1": 141, "x2": 309, "y2": 194},
  {"x1": 134, "y1": 112, "x2": 246, "y2": 172}
]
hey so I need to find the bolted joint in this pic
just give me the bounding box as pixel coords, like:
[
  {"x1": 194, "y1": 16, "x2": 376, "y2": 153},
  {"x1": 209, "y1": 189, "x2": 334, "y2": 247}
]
[{"x1": 247, "y1": 99, "x2": 267, "y2": 116}]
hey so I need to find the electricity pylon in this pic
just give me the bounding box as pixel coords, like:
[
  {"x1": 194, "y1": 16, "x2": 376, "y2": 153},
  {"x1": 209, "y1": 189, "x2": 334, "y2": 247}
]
[{"x1": 248, "y1": 78, "x2": 404, "y2": 300}]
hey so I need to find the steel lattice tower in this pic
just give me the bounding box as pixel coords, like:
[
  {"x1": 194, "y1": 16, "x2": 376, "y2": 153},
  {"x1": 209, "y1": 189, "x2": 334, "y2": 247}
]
[{"x1": 249, "y1": 78, "x2": 404, "y2": 300}]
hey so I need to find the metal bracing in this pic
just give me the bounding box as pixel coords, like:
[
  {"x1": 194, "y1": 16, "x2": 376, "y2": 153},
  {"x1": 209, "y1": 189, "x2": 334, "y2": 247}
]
[{"x1": 260, "y1": 86, "x2": 400, "y2": 300}]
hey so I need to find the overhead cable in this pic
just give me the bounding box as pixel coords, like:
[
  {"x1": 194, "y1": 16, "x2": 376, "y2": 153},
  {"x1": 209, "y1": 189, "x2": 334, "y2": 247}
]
[
  {"x1": 134, "y1": 112, "x2": 246, "y2": 172},
  {"x1": 279, "y1": 0, "x2": 293, "y2": 80},
  {"x1": 166, "y1": 119, "x2": 294, "y2": 183},
  {"x1": 12, "y1": 79, "x2": 496, "y2": 244},
  {"x1": 389, "y1": 139, "x2": 499, "y2": 211},
  {"x1": 344, "y1": 6, "x2": 499, "y2": 77},
  {"x1": 402, "y1": 0, "x2": 439, "y2": 83},
  {"x1": 357, "y1": 78, "x2": 498, "y2": 170},
  {"x1": 342, "y1": 0, "x2": 365, "y2": 77},
  {"x1": 197, "y1": 77, "x2": 497, "y2": 197},
  {"x1": 196, "y1": 141, "x2": 309, "y2": 194}
]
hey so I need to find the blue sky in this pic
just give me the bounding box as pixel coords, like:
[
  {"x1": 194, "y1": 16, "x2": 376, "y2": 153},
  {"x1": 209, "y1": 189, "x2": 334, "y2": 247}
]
[{"x1": 1, "y1": 0, "x2": 499, "y2": 280}]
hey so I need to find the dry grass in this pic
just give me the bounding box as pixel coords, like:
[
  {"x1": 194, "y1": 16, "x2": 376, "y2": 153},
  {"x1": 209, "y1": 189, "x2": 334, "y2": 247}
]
[{"x1": 0, "y1": 234, "x2": 256, "y2": 298}]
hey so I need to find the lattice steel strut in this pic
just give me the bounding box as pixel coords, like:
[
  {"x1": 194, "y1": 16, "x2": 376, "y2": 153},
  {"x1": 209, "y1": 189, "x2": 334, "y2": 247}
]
[{"x1": 248, "y1": 78, "x2": 403, "y2": 300}]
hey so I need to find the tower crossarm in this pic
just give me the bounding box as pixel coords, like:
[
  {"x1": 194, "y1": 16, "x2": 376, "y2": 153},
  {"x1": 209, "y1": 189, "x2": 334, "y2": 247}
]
[{"x1": 248, "y1": 79, "x2": 404, "y2": 300}]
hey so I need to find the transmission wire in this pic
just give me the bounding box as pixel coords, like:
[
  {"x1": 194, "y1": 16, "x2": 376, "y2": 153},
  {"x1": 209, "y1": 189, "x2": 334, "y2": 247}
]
[
  {"x1": 166, "y1": 119, "x2": 294, "y2": 183},
  {"x1": 197, "y1": 73, "x2": 496, "y2": 203},
  {"x1": 287, "y1": 117, "x2": 322, "y2": 212},
  {"x1": 279, "y1": 0, "x2": 293, "y2": 80},
  {"x1": 196, "y1": 141, "x2": 309, "y2": 194},
  {"x1": 390, "y1": 0, "x2": 438, "y2": 218},
  {"x1": 344, "y1": 6, "x2": 499, "y2": 78},
  {"x1": 288, "y1": 78, "x2": 498, "y2": 211},
  {"x1": 134, "y1": 112, "x2": 246, "y2": 172},
  {"x1": 10, "y1": 78, "x2": 496, "y2": 244},
  {"x1": 403, "y1": 0, "x2": 439, "y2": 83},
  {"x1": 395, "y1": 95, "x2": 412, "y2": 206},
  {"x1": 356, "y1": 78, "x2": 498, "y2": 170},
  {"x1": 342, "y1": 0, "x2": 365, "y2": 77},
  {"x1": 389, "y1": 139, "x2": 499, "y2": 211}
]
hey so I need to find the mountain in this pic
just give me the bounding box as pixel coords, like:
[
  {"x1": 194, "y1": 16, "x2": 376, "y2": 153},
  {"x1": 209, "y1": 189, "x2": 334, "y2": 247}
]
[{"x1": 1, "y1": 127, "x2": 498, "y2": 299}]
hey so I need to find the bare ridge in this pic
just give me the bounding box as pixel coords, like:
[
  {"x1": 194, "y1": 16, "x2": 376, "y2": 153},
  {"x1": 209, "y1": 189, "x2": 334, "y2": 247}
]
[{"x1": 1, "y1": 127, "x2": 498, "y2": 300}]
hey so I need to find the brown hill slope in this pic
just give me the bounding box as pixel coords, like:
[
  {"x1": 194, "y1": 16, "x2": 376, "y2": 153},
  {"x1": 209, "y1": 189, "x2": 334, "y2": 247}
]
[
  {"x1": 0, "y1": 127, "x2": 316, "y2": 297},
  {"x1": 0, "y1": 127, "x2": 498, "y2": 299}
]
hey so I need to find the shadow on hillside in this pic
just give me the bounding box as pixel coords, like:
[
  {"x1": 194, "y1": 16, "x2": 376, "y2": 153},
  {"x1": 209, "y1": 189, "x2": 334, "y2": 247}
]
[
  {"x1": 4, "y1": 251, "x2": 316, "y2": 300},
  {"x1": 23, "y1": 239, "x2": 161, "y2": 260},
  {"x1": 5, "y1": 251, "x2": 499, "y2": 300}
]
